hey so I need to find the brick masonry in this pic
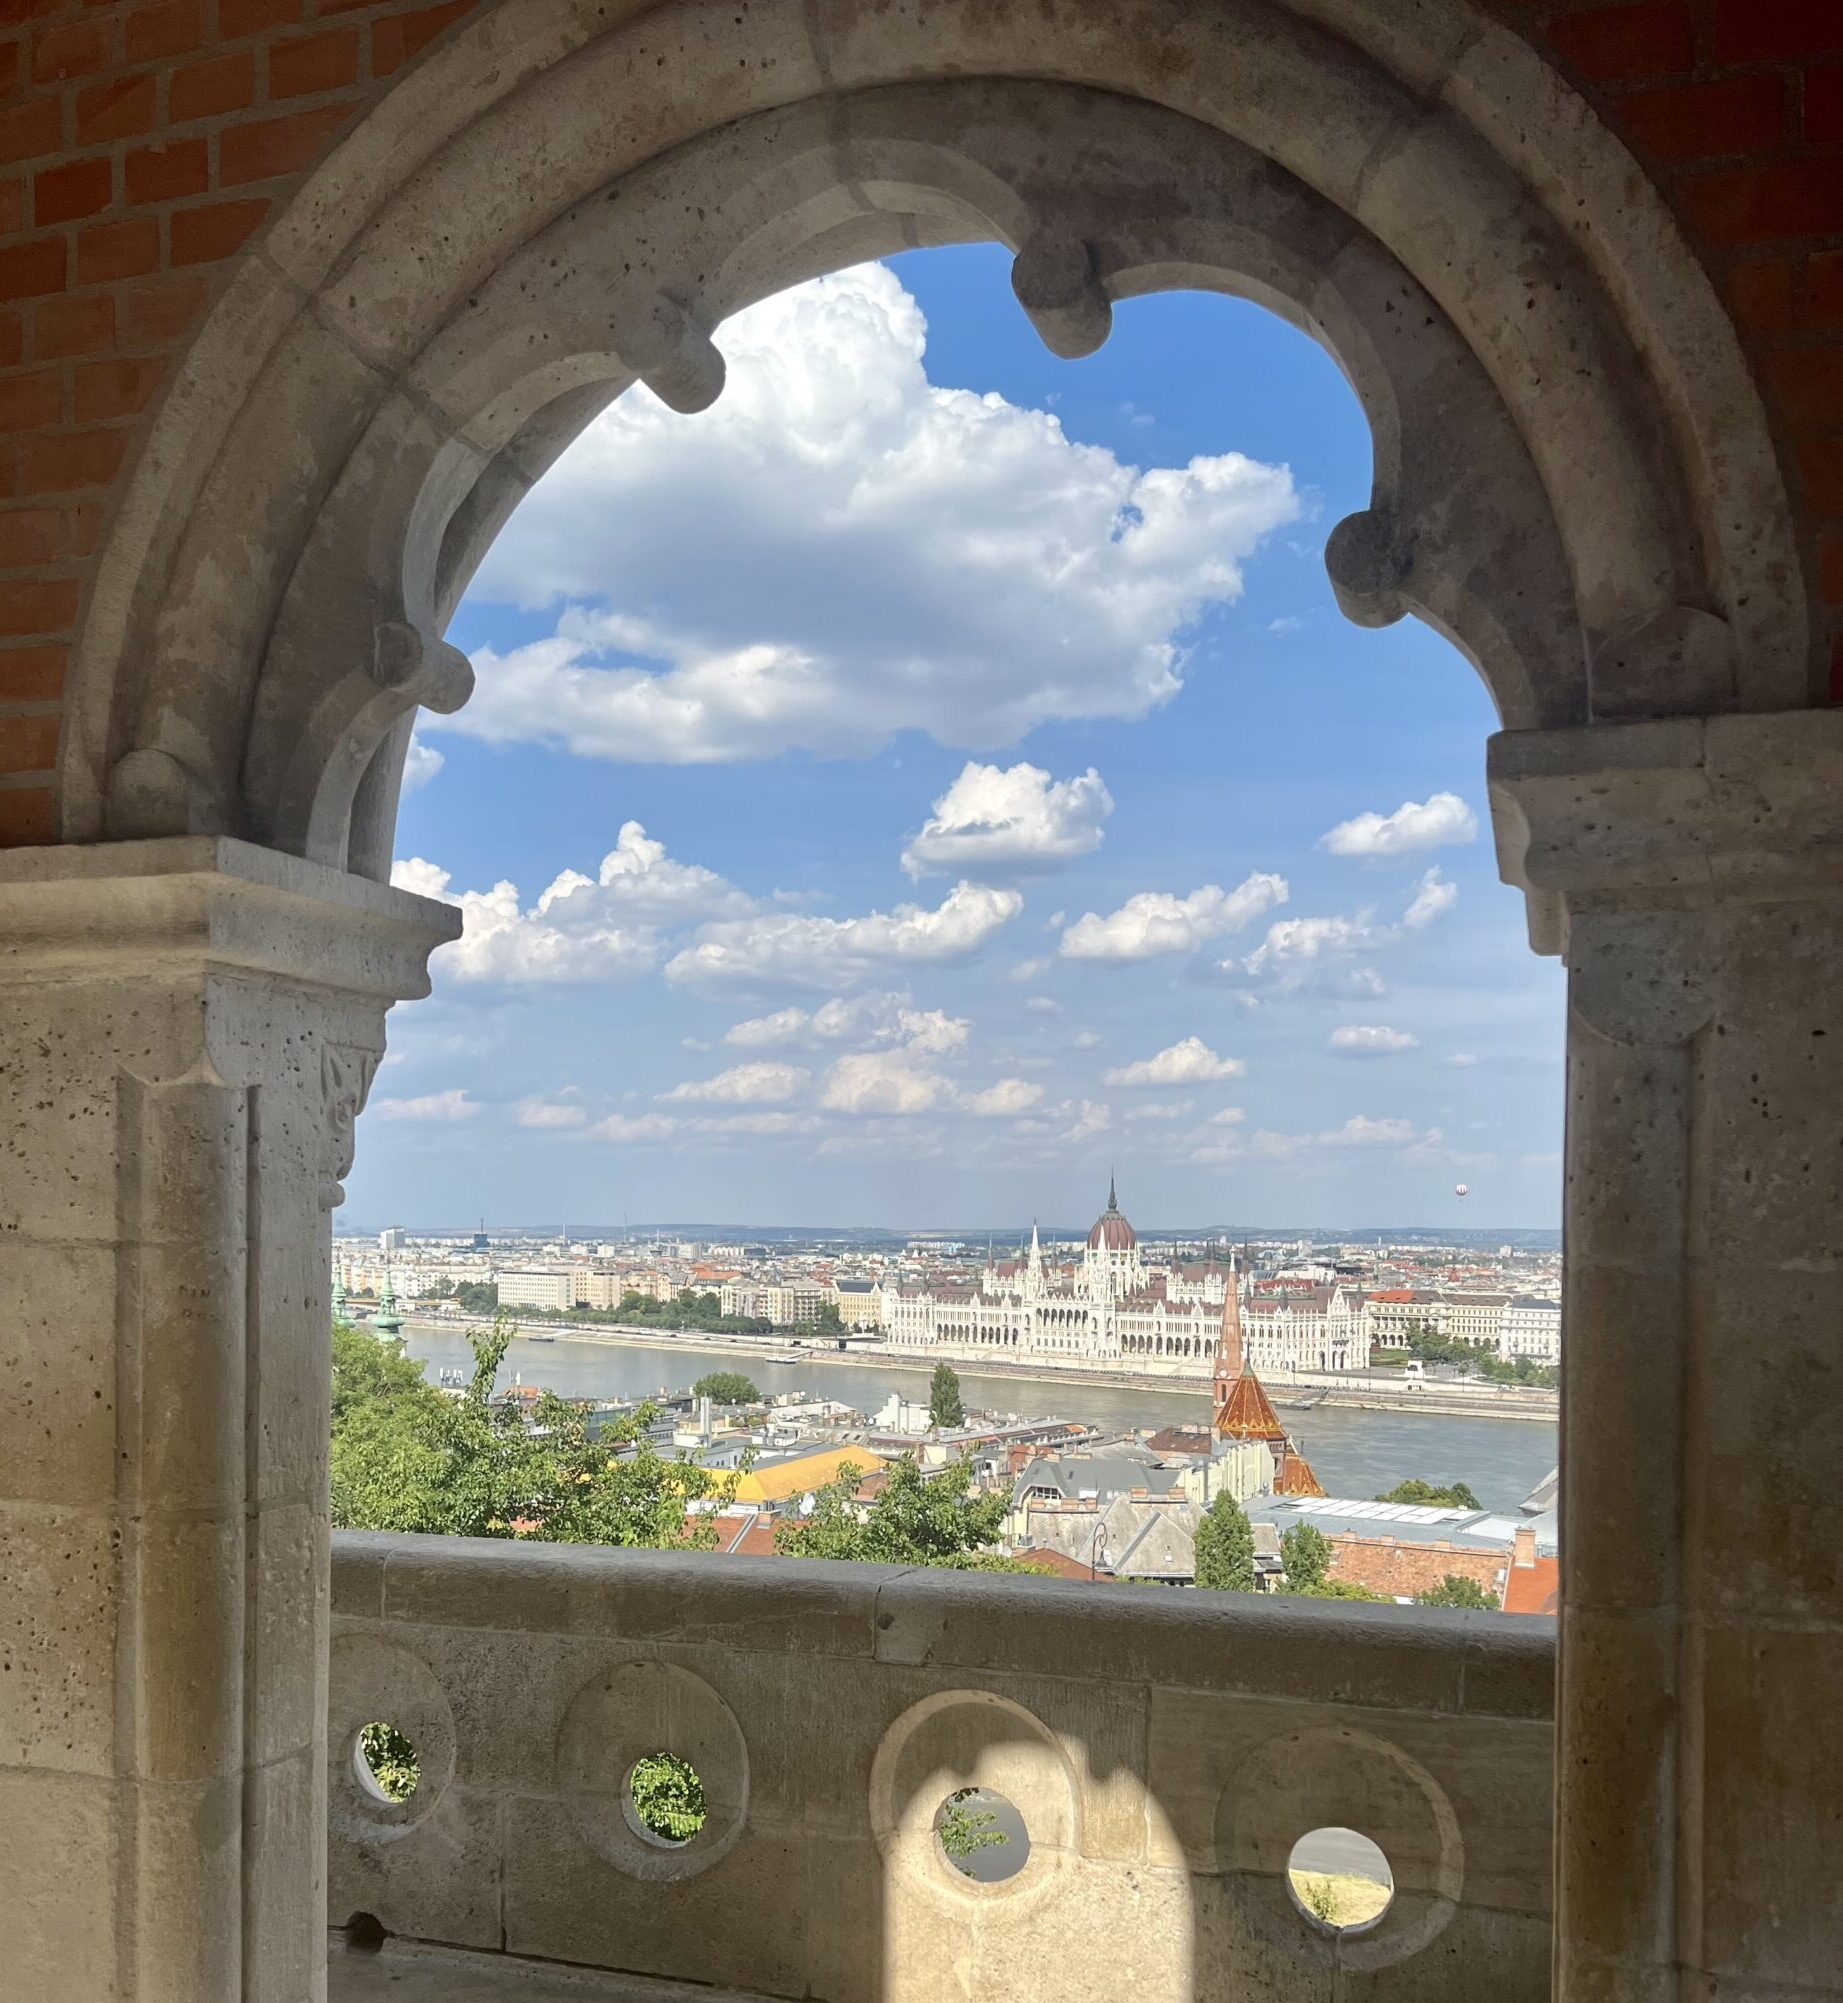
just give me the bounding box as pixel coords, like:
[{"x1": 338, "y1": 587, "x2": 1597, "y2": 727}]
[
  {"x1": 0, "y1": 0, "x2": 1839, "y2": 845},
  {"x1": 1327, "y1": 1535, "x2": 1510, "y2": 1605}
]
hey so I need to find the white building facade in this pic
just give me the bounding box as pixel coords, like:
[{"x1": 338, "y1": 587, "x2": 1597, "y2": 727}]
[
  {"x1": 1498, "y1": 1296, "x2": 1563, "y2": 1362},
  {"x1": 881, "y1": 1186, "x2": 1366, "y2": 1381}
]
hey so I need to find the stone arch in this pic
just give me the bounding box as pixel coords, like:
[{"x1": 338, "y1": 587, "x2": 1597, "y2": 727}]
[{"x1": 57, "y1": 0, "x2": 1804, "y2": 870}]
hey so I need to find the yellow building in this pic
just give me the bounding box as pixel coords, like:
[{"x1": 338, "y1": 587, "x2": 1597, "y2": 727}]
[{"x1": 732, "y1": 1446, "x2": 888, "y2": 1505}]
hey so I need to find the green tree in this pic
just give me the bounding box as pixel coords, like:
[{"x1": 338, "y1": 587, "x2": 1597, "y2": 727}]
[
  {"x1": 330, "y1": 1317, "x2": 733, "y2": 1546},
  {"x1": 1279, "y1": 1521, "x2": 1333, "y2": 1592},
  {"x1": 452, "y1": 1280, "x2": 499, "y2": 1314},
  {"x1": 774, "y1": 1454, "x2": 1022, "y2": 1568},
  {"x1": 1415, "y1": 1573, "x2": 1497, "y2": 1609},
  {"x1": 358, "y1": 1721, "x2": 420, "y2": 1801},
  {"x1": 627, "y1": 1752, "x2": 707, "y2": 1843},
  {"x1": 610, "y1": 1288, "x2": 773, "y2": 1336},
  {"x1": 691, "y1": 1371, "x2": 760, "y2": 1405},
  {"x1": 937, "y1": 1789, "x2": 1009, "y2": 1866},
  {"x1": 1377, "y1": 1477, "x2": 1483, "y2": 1510},
  {"x1": 1289, "y1": 1578, "x2": 1391, "y2": 1602},
  {"x1": 928, "y1": 1361, "x2": 966, "y2": 1430},
  {"x1": 816, "y1": 1301, "x2": 844, "y2": 1334},
  {"x1": 1192, "y1": 1490, "x2": 1256, "y2": 1592}
]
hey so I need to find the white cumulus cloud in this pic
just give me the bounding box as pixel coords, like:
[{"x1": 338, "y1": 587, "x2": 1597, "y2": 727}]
[
  {"x1": 661, "y1": 1062, "x2": 809, "y2": 1105},
  {"x1": 373, "y1": 1089, "x2": 478, "y2": 1122},
  {"x1": 1329, "y1": 1025, "x2": 1420, "y2": 1055},
  {"x1": 1059, "y1": 873, "x2": 1288, "y2": 962},
  {"x1": 1104, "y1": 1037, "x2": 1245, "y2": 1087},
  {"x1": 585, "y1": 1113, "x2": 679, "y2": 1143},
  {"x1": 515, "y1": 1097, "x2": 588, "y2": 1129},
  {"x1": 1403, "y1": 867, "x2": 1458, "y2": 930},
  {"x1": 666, "y1": 882, "x2": 1021, "y2": 992},
  {"x1": 1320, "y1": 1115, "x2": 1422, "y2": 1147},
  {"x1": 390, "y1": 822, "x2": 746, "y2": 984},
  {"x1": 901, "y1": 761, "x2": 1112, "y2": 878},
  {"x1": 819, "y1": 1051, "x2": 956, "y2": 1116},
  {"x1": 439, "y1": 264, "x2": 1299, "y2": 766},
  {"x1": 1321, "y1": 792, "x2": 1478, "y2": 858},
  {"x1": 964, "y1": 1078, "x2": 1045, "y2": 1118},
  {"x1": 401, "y1": 732, "x2": 444, "y2": 794}
]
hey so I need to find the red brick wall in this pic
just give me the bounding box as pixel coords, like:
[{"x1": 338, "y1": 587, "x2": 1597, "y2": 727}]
[
  {"x1": 0, "y1": 0, "x2": 477, "y2": 845},
  {"x1": 1, "y1": 0, "x2": 1839, "y2": 847},
  {"x1": 1327, "y1": 1534, "x2": 1509, "y2": 1605}
]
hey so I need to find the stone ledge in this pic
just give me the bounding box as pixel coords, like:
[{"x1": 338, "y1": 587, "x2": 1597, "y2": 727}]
[
  {"x1": 1488, "y1": 711, "x2": 1843, "y2": 950},
  {"x1": 0, "y1": 836, "x2": 458, "y2": 995},
  {"x1": 328, "y1": 1935, "x2": 776, "y2": 2002},
  {"x1": 330, "y1": 1531, "x2": 1556, "y2": 1721}
]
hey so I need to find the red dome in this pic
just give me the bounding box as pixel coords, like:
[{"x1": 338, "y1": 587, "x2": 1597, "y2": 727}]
[{"x1": 1087, "y1": 1180, "x2": 1137, "y2": 1252}]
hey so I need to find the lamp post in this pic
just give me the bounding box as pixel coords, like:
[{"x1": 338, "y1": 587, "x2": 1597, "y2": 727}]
[{"x1": 1088, "y1": 1517, "x2": 1109, "y2": 1581}]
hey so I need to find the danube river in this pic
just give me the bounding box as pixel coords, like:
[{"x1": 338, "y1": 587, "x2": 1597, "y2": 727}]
[{"x1": 401, "y1": 1326, "x2": 1557, "y2": 1516}]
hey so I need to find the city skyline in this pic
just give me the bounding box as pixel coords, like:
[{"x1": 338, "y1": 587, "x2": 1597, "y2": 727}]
[{"x1": 353, "y1": 247, "x2": 1565, "y2": 1230}]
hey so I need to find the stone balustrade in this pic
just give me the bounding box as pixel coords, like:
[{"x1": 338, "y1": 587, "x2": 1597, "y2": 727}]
[{"x1": 328, "y1": 1531, "x2": 1554, "y2": 2002}]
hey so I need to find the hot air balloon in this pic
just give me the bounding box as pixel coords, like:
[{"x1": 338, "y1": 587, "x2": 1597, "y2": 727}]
[{"x1": 1454, "y1": 1182, "x2": 1469, "y2": 1198}]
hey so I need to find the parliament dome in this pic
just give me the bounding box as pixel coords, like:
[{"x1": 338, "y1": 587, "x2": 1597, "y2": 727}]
[{"x1": 1087, "y1": 1179, "x2": 1137, "y2": 1252}]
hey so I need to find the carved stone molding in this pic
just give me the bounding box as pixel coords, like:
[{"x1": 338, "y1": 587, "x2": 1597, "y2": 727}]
[
  {"x1": 321, "y1": 1041, "x2": 381, "y2": 1209},
  {"x1": 1488, "y1": 709, "x2": 1843, "y2": 956}
]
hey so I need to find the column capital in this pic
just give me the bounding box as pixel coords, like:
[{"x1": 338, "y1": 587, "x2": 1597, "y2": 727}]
[
  {"x1": 1488, "y1": 710, "x2": 1843, "y2": 954},
  {"x1": 0, "y1": 834, "x2": 458, "y2": 997}
]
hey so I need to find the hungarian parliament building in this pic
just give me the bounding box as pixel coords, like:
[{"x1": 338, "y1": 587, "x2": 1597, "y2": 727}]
[{"x1": 881, "y1": 1182, "x2": 1368, "y2": 1380}]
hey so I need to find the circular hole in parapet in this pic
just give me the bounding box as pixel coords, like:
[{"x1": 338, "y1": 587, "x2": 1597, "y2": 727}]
[
  {"x1": 354, "y1": 1721, "x2": 420, "y2": 1804},
  {"x1": 624, "y1": 1751, "x2": 708, "y2": 1848},
  {"x1": 1287, "y1": 1826, "x2": 1395, "y2": 1933},
  {"x1": 343, "y1": 1911, "x2": 387, "y2": 1954},
  {"x1": 934, "y1": 1787, "x2": 1030, "y2": 1883}
]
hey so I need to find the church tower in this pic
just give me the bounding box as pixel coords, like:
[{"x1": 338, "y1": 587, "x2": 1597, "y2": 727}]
[{"x1": 1212, "y1": 1258, "x2": 1326, "y2": 1497}]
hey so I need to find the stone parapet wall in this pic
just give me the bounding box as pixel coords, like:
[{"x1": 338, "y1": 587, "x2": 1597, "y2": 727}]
[{"x1": 328, "y1": 1529, "x2": 1555, "y2": 2003}]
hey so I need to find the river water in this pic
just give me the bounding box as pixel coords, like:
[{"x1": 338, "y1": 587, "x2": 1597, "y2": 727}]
[{"x1": 402, "y1": 1325, "x2": 1557, "y2": 1517}]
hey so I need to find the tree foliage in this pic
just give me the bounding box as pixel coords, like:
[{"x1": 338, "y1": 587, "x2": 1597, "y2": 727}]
[
  {"x1": 1414, "y1": 1573, "x2": 1498, "y2": 1609},
  {"x1": 1288, "y1": 1578, "x2": 1392, "y2": 1602},
  {"x1": 1373, "y1": 1320, "x2": 1558, "y2": 1389},
  {"x1": 610, "y1": 1288, "x2": 773, "y2": 1334},
  {"x1": 773, "y1": 1454, "x2": 1022, "y2": 1568},
  {"x1": 330, "y1": 1317, "x2": 733, "y2": 1545},
  {"x1": 358, "y1": 1721, "x2": 419, "y2": 1801},
  {"x1": 1377, "y1": 1477, "x2": 1483, "y2": 1510},
  {"x1": 937, "y1": 1789, "x2": 1009, "y2": 1867},
  {"x1": 692, "y1": 1371, "x2": 760, "y2": 1405},
  {"x1": 1192, "y1": 1490, "x2": 1256, "y2": 1592},
  {"x1": 1279, "y1": 1521, "x2": 1333, "y2": 1592},
  {"x1": 628, "y1": 1752, "x2": 707, "y2": 1843},
  {"x1": 928, "y1": 1362, "x2": 966, "y2": 1430}
]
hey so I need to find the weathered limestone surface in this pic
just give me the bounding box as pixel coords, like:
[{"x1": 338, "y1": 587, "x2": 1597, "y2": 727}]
[
  {"x1": 327, "y1": 1533, "x2": 1555, "y2": 2003},
  {"x1": 0, "y1": 840, "x2": 456, "y2": 2003},
  {"x1": 1492, "y1": 712, "x2": 1843, "y2": 2003}
]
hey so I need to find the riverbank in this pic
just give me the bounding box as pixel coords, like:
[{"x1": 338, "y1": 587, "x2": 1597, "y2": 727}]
[
  {"x1": 397, "y1": 1324, "x2": 1560, "y2": 1515},
  {"x1": 393, "y1": 1315, "x2": 1558, "y2": 1422}
]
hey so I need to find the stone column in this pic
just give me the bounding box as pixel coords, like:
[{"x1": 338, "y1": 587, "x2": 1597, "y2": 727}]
[
  {"x1": 0, "y1": 838, "x2": 455, "y2": 2003},
  {"x1": 1489, "y1": 713, "x2": 1843, "y2": 2003}
]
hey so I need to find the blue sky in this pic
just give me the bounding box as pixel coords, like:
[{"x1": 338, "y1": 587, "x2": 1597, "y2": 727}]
[{"x1": 348, "y1": 244, "x2": 1564, "y2": 1232}]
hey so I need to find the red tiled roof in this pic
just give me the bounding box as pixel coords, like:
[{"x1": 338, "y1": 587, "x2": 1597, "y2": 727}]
[
  {"x1": 1015, "y1": 1547, "x2": 1107, "y2": 1580},
  {"x1": 1274, "y1": 1447, "x2": 1327, "y2": 1498},
  {"x1": 1501, "y1": 1555, "x2": 1560, "y2": 1616},
  {"x1": 1215, "y1": 1370, "x2": 1288, "y2": 1443}
]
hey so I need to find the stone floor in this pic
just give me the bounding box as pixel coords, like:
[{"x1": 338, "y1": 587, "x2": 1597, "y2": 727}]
[{"x1": 328, "y1": 1937, "x2": 773, "y2": 2002}]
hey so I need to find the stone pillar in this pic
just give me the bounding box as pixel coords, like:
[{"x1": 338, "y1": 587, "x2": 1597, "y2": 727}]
[
  {"x1": 0, "y1": 839, "x2": 455, "y2": 2003},
  {"x1": 1489, "y1": 713, "x2": 1843, "y2": 2003}
]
